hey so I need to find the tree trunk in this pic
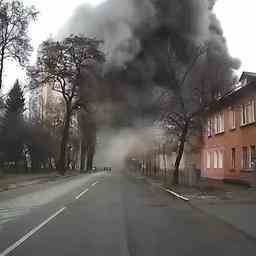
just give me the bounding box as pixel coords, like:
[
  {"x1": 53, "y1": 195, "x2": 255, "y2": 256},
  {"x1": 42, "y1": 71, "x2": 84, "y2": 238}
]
[
  {"x1": 80, "y1": 139, "x2": 87, "y2": 172},
  {"x1": 154, "y1": 151, "x2": 157, "y2": 176},
  {"x1": 57, "y1": 102, "x2": 72, "y2": 175},
  {"x1": 86, "y1": 128, "x2": 96, "y2": 172},
  {"x1": 86, "y1": 150, "x2": 94, "y2": 172},
  {"x1": 148, "y1": 155, "x2": 151, "y2": 176},
  {"x1": 163, "y1": 144, "x2": 167, "y2": 180},
  {"x1": 173, "y1": 122, "x2": 188, "y2": 185},
  {"x1": 0, "y1": 46, "x2": 5, "y2": 90},
  {"x1": 48, "y1": 157, "x2": 53, "y2": 169}
]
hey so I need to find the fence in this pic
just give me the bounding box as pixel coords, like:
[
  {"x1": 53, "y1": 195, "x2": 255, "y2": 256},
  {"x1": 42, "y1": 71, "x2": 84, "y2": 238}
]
[
  {"x1": 179, "y1": 168, "x2": 199, "y2": 186},
  {"x1": 128, "y1": 157, "x2": 201, "y2": 186}
]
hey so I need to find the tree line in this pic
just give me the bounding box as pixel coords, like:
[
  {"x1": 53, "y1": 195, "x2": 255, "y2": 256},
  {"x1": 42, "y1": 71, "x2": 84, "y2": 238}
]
[
  {"x1": 0, "y1": 1, "x2": 238, "y2": 184},
  {"x1": 0, "y1": 0, "x2": 105, "y2": 175}
]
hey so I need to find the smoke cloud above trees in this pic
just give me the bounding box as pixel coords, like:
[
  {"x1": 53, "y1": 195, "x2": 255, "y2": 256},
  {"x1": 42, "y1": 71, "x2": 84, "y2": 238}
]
[
  {"x1": 60, "y1": 0, "x2": 239, "y2": 70},
  {"x1": 59, "y1": 0, "x2": 241, "y2": 168},
  {"x1": 59, "y1": 0, "x2": 239, "y2": 124}
]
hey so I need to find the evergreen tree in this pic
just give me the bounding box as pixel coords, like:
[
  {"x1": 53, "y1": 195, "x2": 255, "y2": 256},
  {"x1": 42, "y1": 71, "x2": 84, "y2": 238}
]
[
  {"x1": 5, "y1": 80, "x2": 25, "y2": 115},
  {"x1": 0, "y1": 80, "x2": 25, "y2": 167}
]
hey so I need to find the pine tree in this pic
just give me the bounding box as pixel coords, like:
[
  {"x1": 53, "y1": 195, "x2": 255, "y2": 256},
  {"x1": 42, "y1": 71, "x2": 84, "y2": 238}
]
[
  {"x1": 0, "y1": 80, "x2": 26, "y2": 167},
  {"x1": 5, "y1": 80, "x2": 25, "y2": 115}
]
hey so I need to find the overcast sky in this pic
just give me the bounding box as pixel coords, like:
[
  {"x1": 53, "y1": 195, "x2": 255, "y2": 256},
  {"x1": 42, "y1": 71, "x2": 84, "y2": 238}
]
[
  {"x1": 2, "y1": 0, "x2": 255, "y2": 93},
  {"x1": 215, "y1": 0, "x2": 255, "y2": 75},
  {"x1": 2, "y1": 0, "x2": 106, "y2": 93}
]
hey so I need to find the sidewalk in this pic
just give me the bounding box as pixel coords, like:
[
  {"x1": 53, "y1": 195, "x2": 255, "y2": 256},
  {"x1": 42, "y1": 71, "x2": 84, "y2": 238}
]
[
  {"x1": 191, "y1": 197, "x2": 256, "y2": 239},
  {"x1": 188, "y1": 182, "x2": 256, "y2": 240},
  {"x1": 0, "y1": 170, "x2": 81, "y2": 192},
  {"x1": 130, "y1": 171, "x2": 256, "y2": 240}
]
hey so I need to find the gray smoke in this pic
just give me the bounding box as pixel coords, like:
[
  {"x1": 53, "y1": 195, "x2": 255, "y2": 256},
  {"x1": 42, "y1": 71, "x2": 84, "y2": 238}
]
[
  {"x1": 60, "y1": 0, "x2": 238, "y2": 68},
  {"x1": 59, "y1": 0, "x2": 240, "y2": 167},
  {"x1": 59, "y1": 0, "x2": 156, "y2": 68}
]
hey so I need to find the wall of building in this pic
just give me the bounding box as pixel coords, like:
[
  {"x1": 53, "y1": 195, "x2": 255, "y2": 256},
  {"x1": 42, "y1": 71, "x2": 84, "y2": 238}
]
[{"x1": 202, "y1": 89, "x2": 256, "y2": 181}]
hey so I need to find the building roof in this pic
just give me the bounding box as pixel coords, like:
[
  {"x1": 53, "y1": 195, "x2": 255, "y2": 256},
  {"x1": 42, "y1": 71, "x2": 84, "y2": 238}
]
[
  {"x1": 239, "y1": 71, "x2": 256, "y2": 82},
  {"x1": 208, "y1": 71, "x2": 256, "y2": 113}
]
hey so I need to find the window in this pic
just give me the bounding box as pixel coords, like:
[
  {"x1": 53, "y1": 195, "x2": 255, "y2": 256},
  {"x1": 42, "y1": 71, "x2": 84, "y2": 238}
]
[
  {"x1": 250, "y1": 145, "x2": 256, "y2": 169},
  {"x1": 241, "y1": 104, "x2": 246, "y2": 125},
  {"x1": 230, "y1": 108, "x2": 236, "y2": 130},
  {"x1": 206, "y1": 152, "x2": 211, "y2": 169},
  {"x1": 207, "y1": 119, "x2": 211, "y2": 137},
  {"x1": 218, "y1": 151, "x2": 223, "y2": 169},
  {"x1": 220, "y1": 113, "x2": 224, "y2": 132},
  {"x1": 242, "y1": 146, "x2": 249, "y2": 169},
  {"x1": 214, "y1": 112, "x2": 225, "y2": 134},
  {"x1": 211, "y1": 117, "x2": 215, "y2": 135},
  {"x1": 241, "y1": 100, "x2": 255, "y2": 126},
  {"x1": 241, "y1": 146, "x2": 256, "y2": 169},
  {"x1": 242, "y1": 77, "x2": 248, "y2": 87},
  {"x1": 214, "y1": 115, "x2": 218, "y2": 134},
  {"x1": 214, "y1": 151, "x2": 218, "y2": 168},
  {"x1": 231, "y1": 148, "x2": 236, "y2": 169}
]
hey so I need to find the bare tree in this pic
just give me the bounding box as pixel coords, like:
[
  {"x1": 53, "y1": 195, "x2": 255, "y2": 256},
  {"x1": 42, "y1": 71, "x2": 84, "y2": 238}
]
[
  {"x1": 161, "y1": 43, "x2": 217, "y2": 185},
  {"x1": 0, "y1": 0, "x2": 37, "y2": 89},
  {"x1": 161, "y1": 39, "x2": 238, "y2": 184},
  {"x1": 29, "y1": 35, "x2": 105, "y2": 174},
  {"x1": 78, "y1": 109, "x2": 97, "y2": 172}
]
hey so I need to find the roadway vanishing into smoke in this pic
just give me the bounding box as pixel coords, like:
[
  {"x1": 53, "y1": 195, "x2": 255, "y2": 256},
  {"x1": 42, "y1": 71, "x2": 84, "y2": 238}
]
[{"x1": 0, "y1": 171, "x2": 256, "y2": 256}]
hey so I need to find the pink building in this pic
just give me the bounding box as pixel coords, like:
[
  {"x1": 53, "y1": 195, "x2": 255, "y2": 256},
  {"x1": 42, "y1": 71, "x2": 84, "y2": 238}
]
[{"x1": 201, "y1": 72, "x2": 256, "y2": 185}]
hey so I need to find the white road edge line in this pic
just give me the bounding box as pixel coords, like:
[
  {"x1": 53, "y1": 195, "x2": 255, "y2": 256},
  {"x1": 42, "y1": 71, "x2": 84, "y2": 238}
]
[
  {"x1": 75, "y1": 188, "x2": 89, "y2": 200},
  {"x1": 0, "y1": 207, "x2": 66, "y2": 256},
  {"x1": 161, "y1": 187, "x2": 190, "y2": 202}
]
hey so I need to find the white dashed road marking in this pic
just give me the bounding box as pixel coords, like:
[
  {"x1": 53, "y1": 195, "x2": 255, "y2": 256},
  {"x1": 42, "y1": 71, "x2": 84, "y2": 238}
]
[
  {"x1": 75, "y1": 181, "x2": 99, "y2": 200},
  {"x1": 0, "y1": 207, "x2": 66, "y2": 256},
  {"x1": 91, "y1": 181, "x2": 99, "y2": 187},
  {"x1": 1, "y1": 179, "x2": 102, "y2": 255},
  {"x1": 75, "y1": 188, "x2": 90, "y2": 200}
]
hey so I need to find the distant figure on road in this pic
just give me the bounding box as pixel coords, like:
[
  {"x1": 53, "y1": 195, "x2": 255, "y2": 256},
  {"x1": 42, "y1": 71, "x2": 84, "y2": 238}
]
[{"x1": 104, "y1": 167, "x2": 112, "y2": 172}]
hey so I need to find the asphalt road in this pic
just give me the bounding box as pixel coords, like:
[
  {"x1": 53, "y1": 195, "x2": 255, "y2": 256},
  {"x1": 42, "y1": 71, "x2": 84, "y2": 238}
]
[{"x1": 1, "y1": 171, "x2": 256, "y2": 256}]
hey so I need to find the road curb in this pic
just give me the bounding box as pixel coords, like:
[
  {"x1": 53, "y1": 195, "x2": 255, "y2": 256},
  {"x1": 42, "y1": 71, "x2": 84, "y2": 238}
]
[
  {"x1": 128, "y1": 172, "x2": 190, "y2": 202},
  {"x1": 160, "y1": 186, "x2": 190, "y2": 202}
]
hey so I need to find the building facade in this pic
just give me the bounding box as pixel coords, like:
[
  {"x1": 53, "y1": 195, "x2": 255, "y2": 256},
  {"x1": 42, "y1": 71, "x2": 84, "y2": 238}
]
[{"x1": 201, "y1": 72, "x2": 256, "y2": 185}]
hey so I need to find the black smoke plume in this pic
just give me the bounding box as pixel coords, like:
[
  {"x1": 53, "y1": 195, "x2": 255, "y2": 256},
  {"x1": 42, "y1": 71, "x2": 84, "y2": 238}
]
[
  {"x1": 59, "y1": 0, "x2": 239, "y2": 127},
  {"x1": 59, "y1": 0, "x2": 240, "y2": 167}
]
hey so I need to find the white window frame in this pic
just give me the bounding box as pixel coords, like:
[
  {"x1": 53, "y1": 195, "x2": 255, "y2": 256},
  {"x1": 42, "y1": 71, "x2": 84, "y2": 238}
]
[
  {"x1": 214, "y1": 151, "x2": 218, "y2": 169},
  {"x1": 211, "y1": 117, "x2": 215, "y2": 135},
  {"x1": 241, "y1": 100, "x2": 255, "y2": 126},
  {"x1": 220, "y1": 112, "x2": 225, "y2": 132},
  {"x1": 230, "y1": 108, "x2": 236, "y2": 130},
  {"x1": 218, "y1": 151, "x2": 223, "y2": 169},
  {"x1": 214, "y1": 112, "x2": 225, "y2": 134},
  {"x1": 206, "y1": 152, "x2": 211, "y2": 169},
  {"x1": 214, "y1": 115, "x2": 218, "y2": 134},
  {"x1": 249, "y1": 100, "x2": 255, "y2": 123},
  {"x1": 207, "y1": 119, "x2": 212, "y2": 137}
]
